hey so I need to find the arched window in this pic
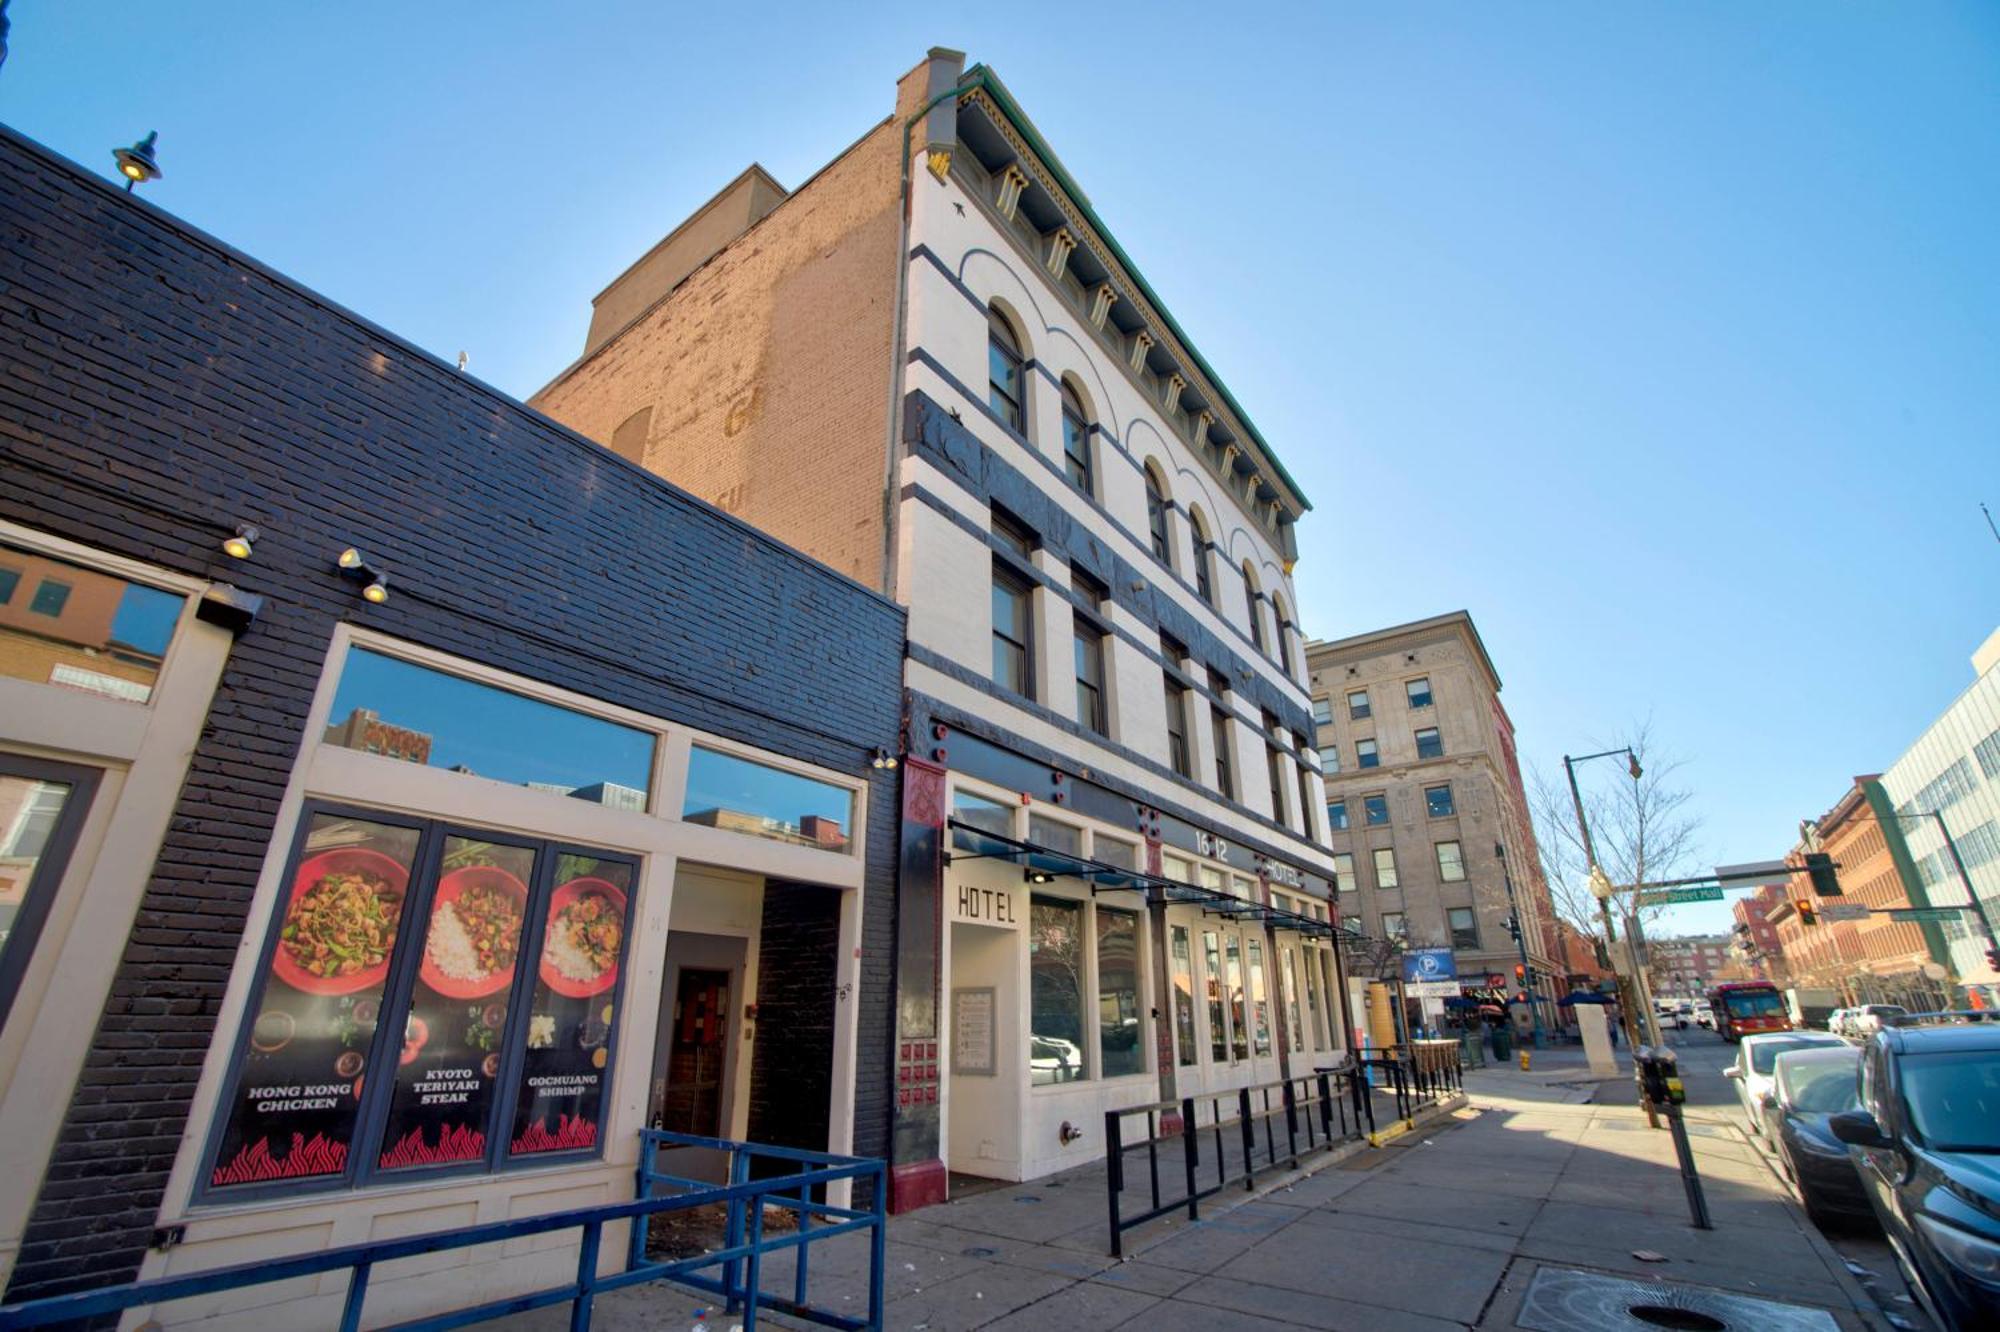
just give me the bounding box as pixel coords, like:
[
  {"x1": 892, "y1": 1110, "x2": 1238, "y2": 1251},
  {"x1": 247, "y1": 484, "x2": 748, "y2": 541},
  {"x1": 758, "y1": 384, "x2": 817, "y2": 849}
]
[
  {"x1": 1242, "y1": 561, "x2": 1267, "y2": 654},
  {"x1": 1273, "y1": 592, "x2": 1296, "y2": 676},
  {"x1": 1145, "y1": 466, "x2": 1172, "y2": 566},
  {"x1": 987, "y1": 308, "x2": 1026, "y2": 434},
  {"x1": 1060, "y1": 380, "x2": 1093, "y2": 495},
  {"x1": 1188, "y1": 506, "x2": 1215, "y2": 607}
]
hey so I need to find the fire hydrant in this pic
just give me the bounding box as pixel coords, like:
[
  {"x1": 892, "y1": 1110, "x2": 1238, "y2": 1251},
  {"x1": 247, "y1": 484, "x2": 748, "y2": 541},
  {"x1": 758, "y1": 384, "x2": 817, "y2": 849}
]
[{"x1": 1519, "y1": 1049, "x2": 1531, "y2": 1071}]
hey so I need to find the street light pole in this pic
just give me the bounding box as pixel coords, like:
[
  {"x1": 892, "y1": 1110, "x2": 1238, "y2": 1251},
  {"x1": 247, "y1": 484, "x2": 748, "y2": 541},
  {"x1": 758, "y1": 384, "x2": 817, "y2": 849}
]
[
  {"x1": 1496, "y1": 841, "x2": 1546, "y2": 1048},
  {"x1": 1563, "y1": 749, "x2": 1661, "y2": 1050}
]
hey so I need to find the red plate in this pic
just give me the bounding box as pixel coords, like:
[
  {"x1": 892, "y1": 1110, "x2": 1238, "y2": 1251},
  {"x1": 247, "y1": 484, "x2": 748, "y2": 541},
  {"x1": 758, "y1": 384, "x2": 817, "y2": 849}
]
[
  {"x1": 419, "y1": 866, "x2": 530, "y2": 1000},
  {"x1": 538, "y1": 878, "x2": 628, "y2": 999},
  {"x1": 270, "y1": 848, "x2": 410, "y2": 997}
]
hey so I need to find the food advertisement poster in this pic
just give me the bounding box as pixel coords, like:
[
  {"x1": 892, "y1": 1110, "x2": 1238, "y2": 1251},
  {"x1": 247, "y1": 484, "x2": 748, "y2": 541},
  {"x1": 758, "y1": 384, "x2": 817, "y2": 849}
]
[
  {"x1": 209, "y1": 814, "x2": 418, "y2": 1189},
  {"x1": 510, "y1": 856, "x2": 631, "y2": 1157}
]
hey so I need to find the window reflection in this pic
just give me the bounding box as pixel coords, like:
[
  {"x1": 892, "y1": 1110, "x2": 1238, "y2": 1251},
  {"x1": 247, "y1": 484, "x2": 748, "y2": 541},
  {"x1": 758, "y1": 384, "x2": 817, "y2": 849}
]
[
  {"x1": 325, "y1": 649, "x2": 654, "y2": 807},
  {"x1": 1030, "y1": 898, "x2": 1086, "y2": 1085},
  {"x1": 951, "y1": 790, "x2": 1013, "y2": 840},
  {"x1": 1097, "y1": 908, "x2": 1143, "y2": 1077},
  {"x1": 0, "y1": 543, "x2": 183, "y2": 704},
  {"x1": 683, "y1": 747, "x2": 853, "y2": 852}
]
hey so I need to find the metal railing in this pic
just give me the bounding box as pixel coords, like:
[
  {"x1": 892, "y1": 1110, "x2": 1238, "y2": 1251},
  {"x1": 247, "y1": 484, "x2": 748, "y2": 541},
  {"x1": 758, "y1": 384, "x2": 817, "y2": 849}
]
[
  {"x1": 1104, "y1": 1064, "x2": 1374, "y2": 1257},
  {"x1": 0, "y1": 1131, "x2": 886, "y2": 1332},
  {"x1": 1355, "y1": 1040, "x2": 1464, "y2": 1127}
]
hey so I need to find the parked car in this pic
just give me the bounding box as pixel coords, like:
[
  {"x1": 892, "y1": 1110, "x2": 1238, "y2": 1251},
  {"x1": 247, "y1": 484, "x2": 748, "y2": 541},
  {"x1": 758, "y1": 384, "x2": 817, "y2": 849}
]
[
  {"x1": 1694, "y1": 1001, "x2": 1714, "y2": 1030},
  {"x1": 1761, "y1": 1045, "x2": 1875, "y2": 1231},
  {"x1": 1727, "y1": 1031, "x2": 1846, "y2": 1138},
  {"x1": 1828, "y1": 1007, "x2": 1853, "y2": 1037},
  {"x1": 1831, "y1": 1025, "x2": 2000, "y2": 1330},
  {"x1": 1849, "y1": 1005, "x2": 1910, "y2": 1039}
]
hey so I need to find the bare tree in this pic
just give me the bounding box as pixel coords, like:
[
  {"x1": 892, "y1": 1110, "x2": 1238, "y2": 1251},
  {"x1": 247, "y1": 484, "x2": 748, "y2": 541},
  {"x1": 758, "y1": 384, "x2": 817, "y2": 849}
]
[{"x1": 1528, "y1": 720, "x2": 1704, "y2": 947}]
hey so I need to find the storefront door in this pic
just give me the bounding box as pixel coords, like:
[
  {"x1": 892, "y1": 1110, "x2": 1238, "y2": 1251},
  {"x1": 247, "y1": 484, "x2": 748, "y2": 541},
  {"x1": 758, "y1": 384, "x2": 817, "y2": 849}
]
[
  {"x1": 660, "y1": 968, "x2": 729, "y2": 1136},
  {"x1": 0, "y1": 754, "x2": 102, "y2": 1033}
]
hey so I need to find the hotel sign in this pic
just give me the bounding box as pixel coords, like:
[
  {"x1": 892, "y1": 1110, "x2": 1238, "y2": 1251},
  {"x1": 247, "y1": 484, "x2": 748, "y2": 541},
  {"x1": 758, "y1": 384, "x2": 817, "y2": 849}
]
[{"x1": 951, "y1": 883, "x2": 1020, "y2": 928}]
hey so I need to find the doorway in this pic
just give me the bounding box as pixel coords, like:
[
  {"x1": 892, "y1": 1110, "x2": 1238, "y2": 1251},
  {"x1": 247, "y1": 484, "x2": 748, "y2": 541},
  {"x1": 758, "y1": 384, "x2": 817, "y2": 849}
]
[{"x1": 659, "y1": 968, "x2": 730, "y2": 1135}]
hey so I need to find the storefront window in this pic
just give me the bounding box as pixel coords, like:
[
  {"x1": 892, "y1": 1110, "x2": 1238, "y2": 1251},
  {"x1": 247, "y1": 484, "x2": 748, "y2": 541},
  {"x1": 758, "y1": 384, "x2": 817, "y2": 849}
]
[
  {"x1": 1094, "y1": 836, "x2": 1137, "y2": 870},
  {"x1": 207, "y1": 809, "x2": 635, "y2": 1195},
  {"x1": 1199, "y1": 865, "x2": 1228, "y2": 898},
  {"x1": 1303, "y1": 944, "x2": 1326, "y2": 1048},
  {"x1": 1225, "y1": 934, "x2": 1249, "y2": 1061},
  {"x1": 1029, "y1": 897, "x2": 1087, "y2": 1086},
  {"x1": 684, "y1": 746, "x2": 853, "y2": 851},
  {"x1": 1203, "y1": 930, "x2": 1228, "y2": 1062},
  {"x1": 1281, "y1": 948, "x2": 1304, "y2": 1057},
  {"x1": 1247, "y1": 941, "x2": 1272, "y2": 1056},
  {"x1": 326, "y1": 649, "x2": 654, "y2": 809},
  {"x1": 1162, "y1": 853, "x2": 1193, "y2": 883},
  {"x1": 1170, "y1": 926, "x2": 1197, "y2": 1067},
  {"x1": 1027, "y1": 814, "x2": 1081, "y2": 858},
  {"x1": 510, "y1": 853, "x2": 634, "y2": 1157},
  {"x1": 0, "y1": 542, "x2": 183, "y2": 704},
  {"x1": 0, "y1": 758, "x2": 100, "y2": 1030},
  {"x1": 1097, "y1": 907, "x2": 1143, "y2": 1077},
  {"x1": 952, "y1": 789, "x2": 1013, "y2": 839}
]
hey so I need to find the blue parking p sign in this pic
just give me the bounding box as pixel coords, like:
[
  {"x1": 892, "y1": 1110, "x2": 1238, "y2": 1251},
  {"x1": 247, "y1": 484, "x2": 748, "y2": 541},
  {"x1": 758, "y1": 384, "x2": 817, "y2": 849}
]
[{"x1": 1401, "y1": 947, "x2": 1457, "y2": 984}]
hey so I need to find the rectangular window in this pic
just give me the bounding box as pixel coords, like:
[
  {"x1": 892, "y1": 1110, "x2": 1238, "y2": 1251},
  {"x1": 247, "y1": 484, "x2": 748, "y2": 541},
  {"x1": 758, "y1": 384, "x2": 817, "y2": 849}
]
[
  {"x1": 1170, "y1": 925, "x2": 1197, "y2": 1067},
  {"x1": 1095, "y1": 835, "x2": 1137, "y2": 870},
  {"x1": 1165, "y1": 675, "x2": 1192, "y2": 778},
  {"x1": 1436, "y1": 840, "x2": 1466, "y2": 882},
  {"x1": 0, "y1": 758, "x2": 99, "y2": 1031},
  {"x1": 1297, "y1": 762, "x2": 1315, "y2": 837},
  {"x1": 1974, "y1": 729, "x2": 2000, "y2": 781},
  {"x1": 1071, "y1": 566, "x2": 1108, "y2": 614},
  {"x1": 1364, "y1": 794, "x2": 1389, "y2": 826},
  {"x1": 327, "y1": 648, "x2": 656, "y2": 808},
  {"x1": 1425, "y1": 784, "x2": 1455, "y2": 817},
  {"x1": 1449, "y1": 907, "x2": 1479, "y2": 950},
  {"x1": 1382, "y1": 911, "x2": 1406, "y2": 939},
  {"x1": 1347, "y1": 690, "x2": 1371, "y2": 721},
  {"x1": 0, "y1": 543, "x2": 185, "y2": 705},
  {"x1": 206, "y1": 810, "x2": 636, "y2": 1194},
  {"x1": 1062, "y1": 402, "x2": 1093, "y2": 494},
  {"x1": 1203, "y1": 930, "x2": 1228, "y2": 1061},
  {"x1": 683, "y1": 747, "x2": 855, "y2": 851},
  {"x1": 1406, "y1": 677, "x2": 1432, "y2": 710},
  {"x1": 1028, "y1": 813, "x2": 1082, "y2": 857},
  {"x1": 990, "y1": 506, "x2": 1038, "y2": 559},
  {"x1": 1211, "y1": 707, "x2": 1235, "y2": 799},
  {"x1": 1415, "y1": 727, "x2": 1443, "y2": 760},
  {"x1": 1266, "y1": 745, "x2": 1287, "y2": 824},
  {"x1": 1030, "y1": 897, "x2": 1087, "y2": 1085},
  {"x1": 951, "y1": 789, "x2": 1013, "y2": 838},
  {"x1": 1374, "y1": 847, "x2": 1399, "y2": 889},
  {"x1": 28, "y1": 579, "x2": 70, "y2": 618},
  {"x1": 988, "y1": 321, "x2": 1025, "y2": 432},
  {"x1": 1097, "y1": 907, "x2": 1144, "y2": 1077},
  {"x1": 1356, "y1": 738, "x2": 1379, "y2": 769},
  {"x1": 1312, "y1": 697, "x2": 1333, "y2": 728},
  {"x1": 1225, "y1": 933, "x2": 1249, "y2": 1061},
  {"x1": 1319, "y1": 744, "x2": 1341, "y2": 774},
  {"x1": 1281, "y1": 948, "x2": 1304, "y2": 1057},
  {"x1": 1302, "y1": 944, "x2": 1326, "y2": 1048},
  {"x1": 1247, "y1": 940, "x2": 1272, "y2": 1056},
  {"x1": 1074, "y1": 623, "x2": 1107, "y2": 736},
  {"x1": 1328, "y1": 800, "x2": 1348, "y2": 830},
  {"x1": 1333, "y1": 852, "x2": 1356, "y2": 892},
  {"x1": 991, "y1": 566, "x2": 1033, "y2": 697}
]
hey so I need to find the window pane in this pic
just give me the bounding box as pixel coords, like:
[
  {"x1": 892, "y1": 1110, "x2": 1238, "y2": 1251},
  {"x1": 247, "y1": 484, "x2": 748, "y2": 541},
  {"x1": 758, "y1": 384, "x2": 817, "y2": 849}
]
[
  {"x1": 1203, "y1": 930, "x2": 1228, "y2": 1061},
  {"x1": 1374, "y1": 848, "x2": 1399, "y2": 889},
  {"x1": 1364, "y1": 795, "x2": 1389, "y2": 826},
  {"x1": 210, "y1": 813, "x2": 421, "y2": 1190},
  {"x1": 1302, "y1": 944, "x2": 1326, "y2": 1048},
  {"x1": 1028, "y1": 814, "x2": 1081, "y2": 857},
  {"x1": 1406, "y1": 678, "x2": 1432, "y2": 709},
  {"x1": 1281, "y1": 948, "x2": 1304, "y2": 1057},
  {"x1": 1318, "y1": 744, "x2": 1341, "y2": 774},
  {"x1": 1356, "y1": 739, "x2": 1379, "y2": 769},
  {"x1": 1328, "y1": 801, "x2": 1348, "y2": 830},
  {"x1": 1312, "y1": 699, "x2": 1332, "y2": 727},
  {"x1": 1425, "y1": 785, "x2": 1455, "y2": 817},
  {"x1": 1437, "y1": 841, "x2": 1466, "y2": 882},
  {"x1": 1097, "y1": 908, "x2": 1143, "y2": 1077},
  {"x1": 1348, "y1": 691, "x2": 1370, "y2": 720},
  {"x1": 1415, "y1": 728, "x2": 1442, "y2": 760},
  {"x1": 1225, "y1": 934, "x2": 1249, "y2": 1060},
  {"x1": 510, "y1": 852, "x2": 633, "y2": 1158},
  {"x1": 1449, "y1": 907, "x2": 1478, "y2": 950},
  {"x1": 683, "y1": 746, "x2": 853, "y2": 852},
  {"x1": 0, "y1": 543, "x2": 185, "y2": 704},
  {"x1": 952, "y1": 790, "x2": 1012, "y2": 838},
  {"x1": 1383, "y1": 912, "x2": 1406, "y2": 939},
  {"x1": 1247, "y1": 940, "x2": 1271, "y2": 1056},
  {"x1": 1333, "y1": 853, "x2": 1356, "y2": 892},
  {"x1": 1095, "y1": 836, "x2": 1137, "y2": 870},
  {"x1": 1030, "y1": 898, "x2": 1087, "y2": 1085},
  {"x1": 1171, "y1": 925, "x2": 1197, "y2": 1067},
  {"x1": 379, "y1": 836, "x2": 539, "y2": 1173},
  {"x1": 1063, "y1": 410, "x2": 1092, "y2": 492},
  {"x1": 326, "y1": 649, "x2": 654, "y2": 807},
  {"x1": 0, "y1": 770, "x2": 88, "y2": 1027}
]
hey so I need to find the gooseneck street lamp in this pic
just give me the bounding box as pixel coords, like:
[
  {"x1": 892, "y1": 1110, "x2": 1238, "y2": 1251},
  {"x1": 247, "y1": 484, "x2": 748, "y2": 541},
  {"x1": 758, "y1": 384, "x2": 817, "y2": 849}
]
[
  {"x1": 113, "y1": 131, "x2": 161, "y2": 192},
  {"x1": 1563, "y1": 747, "x2": 1661, "y2": 1051}
]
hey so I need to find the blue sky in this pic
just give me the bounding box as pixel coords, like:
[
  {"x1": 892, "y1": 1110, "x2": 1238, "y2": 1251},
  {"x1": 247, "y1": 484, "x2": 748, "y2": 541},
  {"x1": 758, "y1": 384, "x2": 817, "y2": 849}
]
[{"x1": 7, "y1": 3, "x2": 1997, "y2": 934}]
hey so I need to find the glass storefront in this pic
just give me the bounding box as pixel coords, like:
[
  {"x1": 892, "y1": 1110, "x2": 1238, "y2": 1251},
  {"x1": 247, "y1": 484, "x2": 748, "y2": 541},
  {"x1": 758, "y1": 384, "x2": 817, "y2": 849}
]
[
  {"x1": 1029, "y1": 897, "x2": 1087, "y2": 1085},
  {"x1": 1096, "y1": 908, "x2": 1142, "y2": 1077},
  {"x1": 0, "y1": 542, "x2": 184, "y2": 705}
]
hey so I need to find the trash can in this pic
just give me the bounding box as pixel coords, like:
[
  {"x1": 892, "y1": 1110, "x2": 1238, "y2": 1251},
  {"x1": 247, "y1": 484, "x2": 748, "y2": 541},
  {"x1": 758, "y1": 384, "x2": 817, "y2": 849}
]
[{"x1": 1491, "y1": 1022, "x2": 1514, "y2": 1062}]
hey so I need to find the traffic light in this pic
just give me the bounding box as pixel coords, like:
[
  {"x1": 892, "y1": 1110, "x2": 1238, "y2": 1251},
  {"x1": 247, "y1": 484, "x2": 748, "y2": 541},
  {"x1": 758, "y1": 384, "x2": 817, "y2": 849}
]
[
  {"x1": 1796, "y1": 900, "x2": 1818, "y2": 927},
  {"x1": 1506, "y1": 915, "x2": 1522, "y2": 943},
  {"x1": 1986, "y1": 945, "x2": 2000, "y2": 973},
  {"x1": 1514, "y1": 963, "x2": 1528, "y2": 985},
  {"x1": 1804, "y1": 852, "x2": 1841, "y2": 897}
]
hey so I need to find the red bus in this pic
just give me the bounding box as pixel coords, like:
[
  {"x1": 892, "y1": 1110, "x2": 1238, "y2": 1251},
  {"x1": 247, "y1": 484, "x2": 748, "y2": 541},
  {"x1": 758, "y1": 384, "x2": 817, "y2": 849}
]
[{"x1": 1706, "y1": 981, "x2": 1793, "y2": 1042}]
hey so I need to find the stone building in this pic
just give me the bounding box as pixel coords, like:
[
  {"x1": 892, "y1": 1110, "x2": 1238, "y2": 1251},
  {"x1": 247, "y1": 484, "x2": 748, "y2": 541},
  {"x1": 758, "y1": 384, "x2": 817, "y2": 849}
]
[
  {"x1": 534, "y1": 49, "x2": 1344, "y2": 1205},
  {"x1": 1305, "y1": 612, "x2": 1561, "y2": 1027}
]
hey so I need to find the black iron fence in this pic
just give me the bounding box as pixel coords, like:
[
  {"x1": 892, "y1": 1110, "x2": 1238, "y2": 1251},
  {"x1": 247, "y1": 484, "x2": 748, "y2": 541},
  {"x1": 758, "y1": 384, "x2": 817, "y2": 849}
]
[
  {"x1": 1103, "y1": 1065, "x2": 1374, "y2": 1257},
  {"x1": 1354, "y1": 1039, "x2": 1464, "y2": 1126}
]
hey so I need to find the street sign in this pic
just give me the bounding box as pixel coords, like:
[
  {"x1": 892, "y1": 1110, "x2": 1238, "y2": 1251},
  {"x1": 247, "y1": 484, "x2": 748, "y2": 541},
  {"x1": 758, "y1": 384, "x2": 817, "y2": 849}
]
[
  {"x1": 1714, "y1": 860, "x2": 1795, "y2": 888},
  {"x1": 1407, "y1": 981, "x2": 1460, "y2": 998},
  {"x1": 1401, "y1": 947, "x2": 1457, "y2": 985},
  {"x1": 1819, "y1": 903, "x2": 1869, "y2": 922},
  {"x1": 1635, "y1": 886, "x2": 1724, "y2": 907},
  {"x1": 1889, "y1": 907, "x2": 1963, "y2": 923}
]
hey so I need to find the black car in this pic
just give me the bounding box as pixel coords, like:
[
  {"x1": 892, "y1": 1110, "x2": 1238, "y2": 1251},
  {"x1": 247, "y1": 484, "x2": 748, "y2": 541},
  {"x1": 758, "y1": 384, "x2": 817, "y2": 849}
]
[
  {"x1": 1831, "y1": 1025, "x2": 2000, "y2": 1330},
  {"x1": 1762, "y1": 1045, "x2": 1874, "y2": 1230}
]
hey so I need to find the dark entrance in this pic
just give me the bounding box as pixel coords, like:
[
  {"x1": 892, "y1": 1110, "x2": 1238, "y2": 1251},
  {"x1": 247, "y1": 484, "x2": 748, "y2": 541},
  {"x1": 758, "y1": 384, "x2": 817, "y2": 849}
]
[{"x1": 659, "y1": 968, "x2": 730, "y2": 1135}]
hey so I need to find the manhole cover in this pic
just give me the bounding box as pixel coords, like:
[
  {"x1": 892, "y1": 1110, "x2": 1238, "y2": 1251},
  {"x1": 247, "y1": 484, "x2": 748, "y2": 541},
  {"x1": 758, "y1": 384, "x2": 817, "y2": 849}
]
[{"x1": 1519, "y1": 1267, "x2": 1839, "y2": 1332}]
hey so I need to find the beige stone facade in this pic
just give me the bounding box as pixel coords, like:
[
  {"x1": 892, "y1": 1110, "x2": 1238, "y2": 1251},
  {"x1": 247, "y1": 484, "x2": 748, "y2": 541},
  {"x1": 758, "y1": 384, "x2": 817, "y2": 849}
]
[{"x1": 1306, "y1": 612, "x2": 1562, "y2": 1017}]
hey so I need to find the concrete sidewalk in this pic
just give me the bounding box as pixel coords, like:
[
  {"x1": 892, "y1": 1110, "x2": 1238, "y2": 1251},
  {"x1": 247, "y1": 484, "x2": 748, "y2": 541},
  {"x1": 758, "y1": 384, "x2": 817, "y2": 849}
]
[{"x1": 498, "y1": 1060, "x2": 1887, "y2": 1330}]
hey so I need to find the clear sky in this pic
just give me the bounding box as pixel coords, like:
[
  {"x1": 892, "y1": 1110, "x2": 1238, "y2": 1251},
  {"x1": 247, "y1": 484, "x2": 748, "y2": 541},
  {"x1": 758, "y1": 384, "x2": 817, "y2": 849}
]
[{"x1": 7, "y1": 3, "x2": 1997, "y2": 935}]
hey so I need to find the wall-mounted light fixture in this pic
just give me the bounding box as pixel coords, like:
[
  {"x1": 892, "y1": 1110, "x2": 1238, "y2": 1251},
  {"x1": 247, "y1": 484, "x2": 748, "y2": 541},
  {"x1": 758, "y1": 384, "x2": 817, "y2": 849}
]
[
  {"x1": 221, "y1": 524, "x2": 260, "y2": 560},
  {"x1": 335, "y1": 547, "x2": 390, "y2": 604},
  {"x1": 113, "y1": 131, "x2": 161, "y2": 192},
  {"x1": 870, "y1": 747, "x2": 899, "y2": 770},
  {"x1": 1024, "y1": 869, "x2": 1054, "y2": 885}
]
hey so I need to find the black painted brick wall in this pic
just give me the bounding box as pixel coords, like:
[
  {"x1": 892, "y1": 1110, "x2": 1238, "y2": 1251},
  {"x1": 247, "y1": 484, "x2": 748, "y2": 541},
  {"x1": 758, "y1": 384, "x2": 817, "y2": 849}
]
[
  {"x1": 745, "y1": 882, "x2": 841, "y2": 1169},
  {"x1": 0, "y1": 127, "x2": 903, "y2": 1299}
]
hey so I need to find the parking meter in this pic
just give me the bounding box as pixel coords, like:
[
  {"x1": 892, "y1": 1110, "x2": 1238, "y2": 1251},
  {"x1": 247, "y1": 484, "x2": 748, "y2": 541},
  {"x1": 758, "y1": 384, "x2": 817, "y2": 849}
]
[{"x1": 1634, "y1": 1047, "x2": 1686, "y2": 1107}]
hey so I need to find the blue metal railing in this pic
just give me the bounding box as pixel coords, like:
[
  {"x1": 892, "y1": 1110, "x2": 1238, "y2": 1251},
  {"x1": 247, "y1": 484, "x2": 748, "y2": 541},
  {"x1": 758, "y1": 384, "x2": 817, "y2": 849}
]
[{"x1": 0, "y1": 1131, "x2": 886, "y2": 1332}]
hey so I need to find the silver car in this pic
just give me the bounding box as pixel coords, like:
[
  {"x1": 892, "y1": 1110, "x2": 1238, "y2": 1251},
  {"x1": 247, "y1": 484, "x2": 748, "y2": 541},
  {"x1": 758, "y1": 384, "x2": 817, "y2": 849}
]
[{"x1": 1726, "y1": 1031, "x2": 1847, "y2": 1139}]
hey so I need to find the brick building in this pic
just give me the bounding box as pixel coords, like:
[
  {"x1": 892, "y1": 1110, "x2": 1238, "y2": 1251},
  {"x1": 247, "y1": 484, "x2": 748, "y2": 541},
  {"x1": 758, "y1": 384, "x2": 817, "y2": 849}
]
[
  {"x1": 1645, "y1": 936, "x2": 1733, "y2": 1002},
  {"x1": 1731, "y1": 883, "x2": 1786, "y2": 978},
  {"x1": 0, "y1": 124, "x2": 906, "y2": 1321},
  {"x1": 1304, "y1": 613, "x2": 1562, "y2": 1028},
  {"x1": 534, "y1": 49, "x2": 1345, "y2": 1204}
]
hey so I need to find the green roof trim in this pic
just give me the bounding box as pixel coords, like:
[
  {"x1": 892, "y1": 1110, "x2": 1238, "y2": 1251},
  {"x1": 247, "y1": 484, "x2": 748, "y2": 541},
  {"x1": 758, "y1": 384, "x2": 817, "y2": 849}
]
[{"x1": 960, "y1": 63, "x2": 1313, "y2": 514}]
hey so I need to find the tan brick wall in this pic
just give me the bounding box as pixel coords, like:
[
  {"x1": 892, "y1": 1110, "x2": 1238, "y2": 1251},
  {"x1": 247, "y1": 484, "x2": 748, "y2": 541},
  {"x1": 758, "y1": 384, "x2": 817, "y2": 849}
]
[{"x1": 531, "y1": 111, "x2": 907, "y2": 588}]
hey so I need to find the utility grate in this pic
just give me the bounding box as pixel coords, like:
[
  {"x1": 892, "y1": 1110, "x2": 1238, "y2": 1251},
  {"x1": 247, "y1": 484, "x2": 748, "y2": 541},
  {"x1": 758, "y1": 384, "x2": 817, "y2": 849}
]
[{"x1": 1518, "y1": 1266, "x2": 1839, "y2": 1332}]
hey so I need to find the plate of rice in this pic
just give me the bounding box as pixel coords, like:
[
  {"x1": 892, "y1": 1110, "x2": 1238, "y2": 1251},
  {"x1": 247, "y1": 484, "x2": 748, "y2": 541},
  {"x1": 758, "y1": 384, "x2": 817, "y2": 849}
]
[
  {"x1": 420, "y1": 866, "x2": 529, "y2": 999},
  {"x1": 539, "y1": 877, "x2": 628, "y2": 999}
]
